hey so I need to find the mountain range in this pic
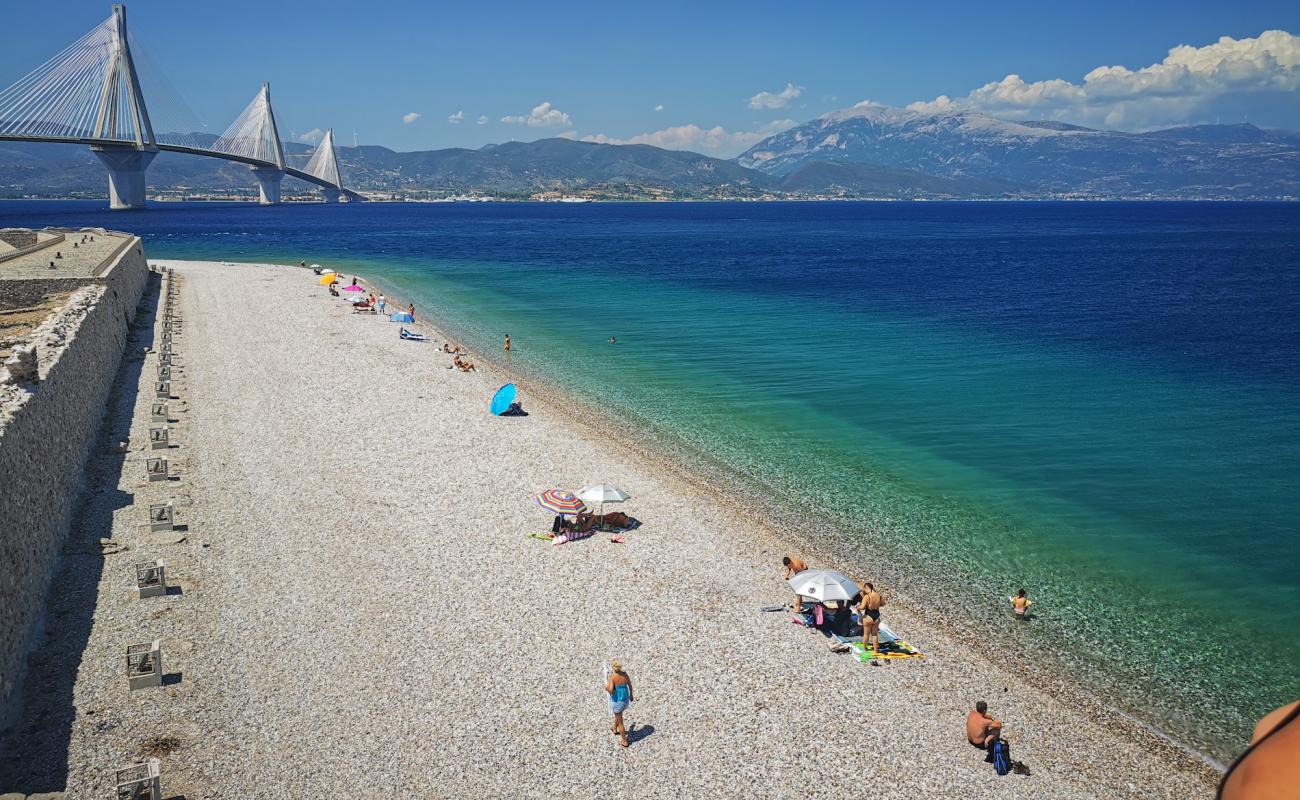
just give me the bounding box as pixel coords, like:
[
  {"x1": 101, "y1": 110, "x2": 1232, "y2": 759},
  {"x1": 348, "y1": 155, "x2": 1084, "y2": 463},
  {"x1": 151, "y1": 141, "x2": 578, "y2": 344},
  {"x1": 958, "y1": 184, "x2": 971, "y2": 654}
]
[
  {"x1": 738, "y1": 104, "x2": 1300, "y2": 198},
  {"x1": 2, "y1": 104, "x2": 1298, "y2": 200}
]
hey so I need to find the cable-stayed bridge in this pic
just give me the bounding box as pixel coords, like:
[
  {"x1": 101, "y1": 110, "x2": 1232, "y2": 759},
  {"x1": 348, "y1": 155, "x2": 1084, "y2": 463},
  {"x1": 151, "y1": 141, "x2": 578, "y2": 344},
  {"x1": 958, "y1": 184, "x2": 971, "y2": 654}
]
[{"x1": 0, "y1": 4, "x2": 362, "y2": 209}]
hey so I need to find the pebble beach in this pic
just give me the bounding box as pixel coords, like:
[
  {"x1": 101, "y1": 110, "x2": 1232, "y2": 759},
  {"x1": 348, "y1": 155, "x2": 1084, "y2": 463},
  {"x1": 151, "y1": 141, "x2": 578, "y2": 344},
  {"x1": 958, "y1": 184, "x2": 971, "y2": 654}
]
[{"x1": 2, "y1": 259, "x2": 1220, "y2": 798}]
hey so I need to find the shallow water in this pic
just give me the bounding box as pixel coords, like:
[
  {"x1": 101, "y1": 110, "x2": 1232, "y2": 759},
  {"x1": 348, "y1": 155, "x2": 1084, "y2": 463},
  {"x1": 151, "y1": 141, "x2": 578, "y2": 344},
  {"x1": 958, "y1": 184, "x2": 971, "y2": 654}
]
[{"x1": 4, "y1": 199, "x2": 1297, "y2": 760}]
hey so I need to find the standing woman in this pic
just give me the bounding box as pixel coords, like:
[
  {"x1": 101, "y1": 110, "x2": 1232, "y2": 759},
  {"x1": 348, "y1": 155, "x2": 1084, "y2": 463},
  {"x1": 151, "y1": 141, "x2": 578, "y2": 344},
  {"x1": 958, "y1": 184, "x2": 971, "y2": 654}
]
[
  {"x1": 606, "y1": 660, "x2": 634, "y2": 748},
  {"x1": 857, "y1": 582, "x2": 886, "y2": 655}
]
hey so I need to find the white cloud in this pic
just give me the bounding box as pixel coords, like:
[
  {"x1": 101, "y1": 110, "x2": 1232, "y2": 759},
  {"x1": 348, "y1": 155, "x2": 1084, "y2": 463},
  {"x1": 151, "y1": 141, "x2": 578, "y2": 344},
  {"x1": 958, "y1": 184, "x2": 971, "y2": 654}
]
[
  {"x1": 579, "y1": 119, "x2": 797, "y2": 158},
  {"x1": 296, "y1": 128, "x2": 325, "y2": 145},
  {"x1": 654, "y1": 104, "x2": 664, "y2": 112},
  {"x1": 748, "y1": 82, "x2": 804, "y2": 110},
  {"x1": 501, "y1": 101, "x2": 572, "y2": 127},
  {"x1": 906, "y1": 30, "x2": 1300, "y2": 130},
  {"x1": 402, "y1": 112, "x2": 421, "y2": 124},
  {"x1": 447, "y1": 110, "x2": 464, "y2": 125},
  {"x1": 477, "y1": 115, "x2": 489, "y2": 125}
]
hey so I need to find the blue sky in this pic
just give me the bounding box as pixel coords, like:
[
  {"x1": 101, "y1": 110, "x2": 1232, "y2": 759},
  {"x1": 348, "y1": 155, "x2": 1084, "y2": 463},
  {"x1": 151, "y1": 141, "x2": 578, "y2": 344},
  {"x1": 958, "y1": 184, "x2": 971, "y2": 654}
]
[{"x1": 4, "y1": 0, "x2": 1299, "y2": 156}]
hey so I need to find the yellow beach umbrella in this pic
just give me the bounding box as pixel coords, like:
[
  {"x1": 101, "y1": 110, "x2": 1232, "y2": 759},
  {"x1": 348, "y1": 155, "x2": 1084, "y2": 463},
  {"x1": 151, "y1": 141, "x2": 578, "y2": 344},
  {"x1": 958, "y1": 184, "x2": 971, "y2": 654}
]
[{"x1": 319, "y1": 273, "x2": 337, "y2": 285}]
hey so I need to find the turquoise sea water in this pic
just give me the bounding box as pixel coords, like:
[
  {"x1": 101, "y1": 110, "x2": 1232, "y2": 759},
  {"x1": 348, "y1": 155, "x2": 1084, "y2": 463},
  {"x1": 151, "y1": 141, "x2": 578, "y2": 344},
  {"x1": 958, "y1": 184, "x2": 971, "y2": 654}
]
[{"x1": 3, "y1": 200, "x2": 1297, "y2": 761}]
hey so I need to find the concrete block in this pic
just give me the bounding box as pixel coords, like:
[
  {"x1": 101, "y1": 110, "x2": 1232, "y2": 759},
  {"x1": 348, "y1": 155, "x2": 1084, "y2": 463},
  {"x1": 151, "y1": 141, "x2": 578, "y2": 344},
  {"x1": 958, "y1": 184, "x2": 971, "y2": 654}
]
[
  {"x1": 114, "y1": 758, "x2": 161, "y2": 799},
  {"x1": 148, "y1": 503, "x2": 173, "y2": 532},
  {"x1": 135, "y1": 560, "x2": 166, "y2": 599},
  {"x1": 126, "y1": 641, "x2": 161, "y2": 690}
]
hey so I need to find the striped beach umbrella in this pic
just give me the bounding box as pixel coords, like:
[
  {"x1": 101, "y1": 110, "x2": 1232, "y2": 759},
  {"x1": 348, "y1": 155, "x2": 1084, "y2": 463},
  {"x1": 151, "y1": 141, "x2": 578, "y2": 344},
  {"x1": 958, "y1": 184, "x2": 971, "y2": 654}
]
[{"x1": 536, "y1": 489, "x2": 587, "y2": 516}]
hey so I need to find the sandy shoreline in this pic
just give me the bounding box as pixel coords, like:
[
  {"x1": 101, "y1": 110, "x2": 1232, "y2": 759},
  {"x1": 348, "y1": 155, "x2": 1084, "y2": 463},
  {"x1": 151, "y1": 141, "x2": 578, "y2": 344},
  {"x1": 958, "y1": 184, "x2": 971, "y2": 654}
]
[{"x1": 1, "y1": 259, "x2": 1218, "y2": 798}]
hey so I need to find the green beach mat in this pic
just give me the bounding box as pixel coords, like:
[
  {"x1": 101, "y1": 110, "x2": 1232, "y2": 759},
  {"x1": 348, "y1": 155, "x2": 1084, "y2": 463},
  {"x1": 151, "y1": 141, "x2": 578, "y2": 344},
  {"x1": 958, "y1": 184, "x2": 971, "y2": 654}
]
[{"x1": 848, "y1": 625, "x2": 924, "y2": 661}]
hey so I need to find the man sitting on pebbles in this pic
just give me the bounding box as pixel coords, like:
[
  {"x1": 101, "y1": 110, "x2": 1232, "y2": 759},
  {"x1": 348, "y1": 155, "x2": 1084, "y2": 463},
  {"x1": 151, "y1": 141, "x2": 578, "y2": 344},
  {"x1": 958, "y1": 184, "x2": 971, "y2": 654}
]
[{"x1": 967, "y1": 700, "x2": 1003, "y2": 753}]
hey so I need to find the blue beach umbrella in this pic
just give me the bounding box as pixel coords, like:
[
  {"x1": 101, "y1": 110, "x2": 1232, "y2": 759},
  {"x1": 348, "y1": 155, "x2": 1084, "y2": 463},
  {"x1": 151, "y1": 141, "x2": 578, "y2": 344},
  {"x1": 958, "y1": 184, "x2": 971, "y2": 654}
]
[{"x1": 490, "y1": 383, "x2": 517, "y2": 416}]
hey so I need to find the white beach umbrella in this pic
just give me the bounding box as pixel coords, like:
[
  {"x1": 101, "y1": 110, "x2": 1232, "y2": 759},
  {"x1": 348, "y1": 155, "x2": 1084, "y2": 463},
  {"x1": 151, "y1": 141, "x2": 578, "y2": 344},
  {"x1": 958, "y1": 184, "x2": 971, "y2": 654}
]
[
  {"x1": 576, "y1": 484, "x2": 631, "y2": 516},
  {"x1": 787, "y1": 570, "x2": 859, "y2": 604}
]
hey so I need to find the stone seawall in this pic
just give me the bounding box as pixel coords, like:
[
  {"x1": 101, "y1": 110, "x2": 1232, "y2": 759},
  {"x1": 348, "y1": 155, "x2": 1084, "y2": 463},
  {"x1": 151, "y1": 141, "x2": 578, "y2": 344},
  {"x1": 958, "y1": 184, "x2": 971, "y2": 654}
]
[{"x1": 0, "y1": 239, "x2": 150, "y2": 718}]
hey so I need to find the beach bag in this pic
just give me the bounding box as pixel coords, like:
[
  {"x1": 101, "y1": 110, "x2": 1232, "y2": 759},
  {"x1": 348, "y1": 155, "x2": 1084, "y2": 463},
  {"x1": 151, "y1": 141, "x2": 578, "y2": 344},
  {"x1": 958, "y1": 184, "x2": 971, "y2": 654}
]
[{"x1": 992, "y1": 740, "x2": 1011, "y2": 776}]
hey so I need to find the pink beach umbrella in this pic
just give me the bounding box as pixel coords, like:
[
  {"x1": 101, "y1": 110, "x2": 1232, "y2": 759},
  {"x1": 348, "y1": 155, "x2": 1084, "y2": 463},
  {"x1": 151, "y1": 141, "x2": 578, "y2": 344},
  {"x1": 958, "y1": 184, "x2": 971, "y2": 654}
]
[{"x1": 343, "y1": 284, "x2": 365, "y2": 292}]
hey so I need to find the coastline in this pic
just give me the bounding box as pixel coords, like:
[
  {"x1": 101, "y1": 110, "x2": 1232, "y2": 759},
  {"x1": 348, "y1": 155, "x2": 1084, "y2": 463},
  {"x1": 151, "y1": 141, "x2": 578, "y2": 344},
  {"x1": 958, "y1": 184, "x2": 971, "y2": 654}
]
[
  {"x1": 2, "y1": 257, "x2": 1220, "y2": 797},
  {"x1": 288, "y1": 262, "x2": 1225, "y2": 784},
  {"x1": 328, "y1": 260, "x2": 1232, "y2": 773}
]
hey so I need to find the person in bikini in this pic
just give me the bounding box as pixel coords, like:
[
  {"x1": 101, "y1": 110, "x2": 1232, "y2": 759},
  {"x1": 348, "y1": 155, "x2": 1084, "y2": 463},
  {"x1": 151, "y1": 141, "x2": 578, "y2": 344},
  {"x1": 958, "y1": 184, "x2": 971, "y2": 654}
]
[
  {"x1": 966, "y1": 700, "x2": 1002, "y2": 752},
  {"x1": 605, "y1": 660, "x2": 635, "y2": 748},
  {"x1": 1010, "y1": 588, "x2": 1032, "y2": 620},
  {"x1": 857, "y1": 582, "x2": 885, "y2": 654}
]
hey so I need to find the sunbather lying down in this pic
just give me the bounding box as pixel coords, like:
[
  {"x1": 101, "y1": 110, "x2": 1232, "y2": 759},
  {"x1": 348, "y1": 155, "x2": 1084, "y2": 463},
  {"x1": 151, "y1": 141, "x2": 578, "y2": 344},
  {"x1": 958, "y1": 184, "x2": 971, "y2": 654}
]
[{"x1": 453, "y1": 355, "x2": 476, "y2": 372}]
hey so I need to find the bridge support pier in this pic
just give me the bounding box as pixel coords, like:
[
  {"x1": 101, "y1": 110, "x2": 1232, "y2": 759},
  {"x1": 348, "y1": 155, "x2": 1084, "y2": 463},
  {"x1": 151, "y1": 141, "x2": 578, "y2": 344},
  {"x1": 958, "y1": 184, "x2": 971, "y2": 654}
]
[
  {"x1": 319, "y1": 188, "x2": 341, "y2": 203},
  {"x1": 250, "y1": 166, "x2": 285, "y2": 205},
  {"x1": 91, "y1": 146, "x2": 157, "y2": 210}
]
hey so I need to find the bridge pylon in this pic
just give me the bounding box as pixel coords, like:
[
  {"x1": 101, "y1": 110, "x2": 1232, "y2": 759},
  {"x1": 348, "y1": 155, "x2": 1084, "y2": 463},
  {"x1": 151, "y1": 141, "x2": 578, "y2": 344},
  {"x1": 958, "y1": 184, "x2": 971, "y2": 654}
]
[
  {"x1": 248, "y1": 82, "x2": 287, "y2": 204},
  {"x1": 92, "y1": 3, "x2": 157, "y2": 209},
  {"x1": 304, "y1": 128, "x2": 345, "y2": 202}
]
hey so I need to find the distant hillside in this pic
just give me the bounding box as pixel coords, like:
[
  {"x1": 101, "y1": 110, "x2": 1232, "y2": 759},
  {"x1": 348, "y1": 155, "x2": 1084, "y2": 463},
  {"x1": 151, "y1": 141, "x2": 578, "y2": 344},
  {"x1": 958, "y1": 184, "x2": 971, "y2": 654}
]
[
  {"x1": 0, "y1": 138, "x2": 771, "y2": 199},
  {"x1": 334, "y1": 138, "x2": 769, "y2": 197},
  {"x1": 776, "y1": 160, "x2": 1020, "y2": 198},
  {"x1": 738, "y1": 104, "x2": 1300, "y2": 198},
  {"x1": 3, "y1": 112, "x2": 1299, "y2": 200}
]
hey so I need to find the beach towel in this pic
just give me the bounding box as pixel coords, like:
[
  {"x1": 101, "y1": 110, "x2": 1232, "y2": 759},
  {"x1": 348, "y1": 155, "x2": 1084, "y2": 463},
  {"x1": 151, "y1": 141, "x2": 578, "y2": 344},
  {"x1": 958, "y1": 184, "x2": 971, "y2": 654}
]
[
  {"x1": 848, "y1": 624, "x2": 925, "y2": 661},
  {"x1": 552, "y1": 528, "x2": 596, "y2": 546},
  {"x1": 399, "y1": 328, "x2": 429, "y2": 341}
]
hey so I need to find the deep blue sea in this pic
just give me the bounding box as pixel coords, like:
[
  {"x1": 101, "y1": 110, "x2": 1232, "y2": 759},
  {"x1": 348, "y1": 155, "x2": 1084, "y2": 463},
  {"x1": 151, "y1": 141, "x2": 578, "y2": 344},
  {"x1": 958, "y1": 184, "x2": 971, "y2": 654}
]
[{"x1": 4, "y1": 199, "x2": 1297, "y2": 761}]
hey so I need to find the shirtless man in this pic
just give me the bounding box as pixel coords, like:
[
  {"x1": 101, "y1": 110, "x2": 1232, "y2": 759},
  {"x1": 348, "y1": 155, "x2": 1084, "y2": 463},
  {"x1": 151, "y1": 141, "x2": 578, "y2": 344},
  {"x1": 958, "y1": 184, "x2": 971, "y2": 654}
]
[
  {"x1": 857, "y1": 582, "x2": 886, "y2": 654},
  {"x1": 966, "y1": 700, "x2": 1002, "y2": 752},
  {"x1": 783, "y1": 556, "x2": 808, "y2": 612}
]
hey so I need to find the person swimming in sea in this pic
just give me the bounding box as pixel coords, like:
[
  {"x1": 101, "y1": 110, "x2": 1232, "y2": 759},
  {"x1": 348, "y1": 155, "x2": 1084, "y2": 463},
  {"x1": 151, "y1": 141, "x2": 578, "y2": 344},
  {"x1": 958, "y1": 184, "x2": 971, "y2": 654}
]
[
  {"x1": 1010, "y1": 588, "x2": 1032, "y2": 620},
  {"x1": 609, "y1": 336, "x2": 617, "y2": 344}
]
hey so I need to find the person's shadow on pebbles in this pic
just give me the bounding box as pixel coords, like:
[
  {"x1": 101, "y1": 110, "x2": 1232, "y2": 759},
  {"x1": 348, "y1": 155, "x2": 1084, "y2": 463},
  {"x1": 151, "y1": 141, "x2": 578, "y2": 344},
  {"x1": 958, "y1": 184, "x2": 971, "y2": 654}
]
[{"x1": 625, "y1": 723, "x2": 656, "y2": 745}]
